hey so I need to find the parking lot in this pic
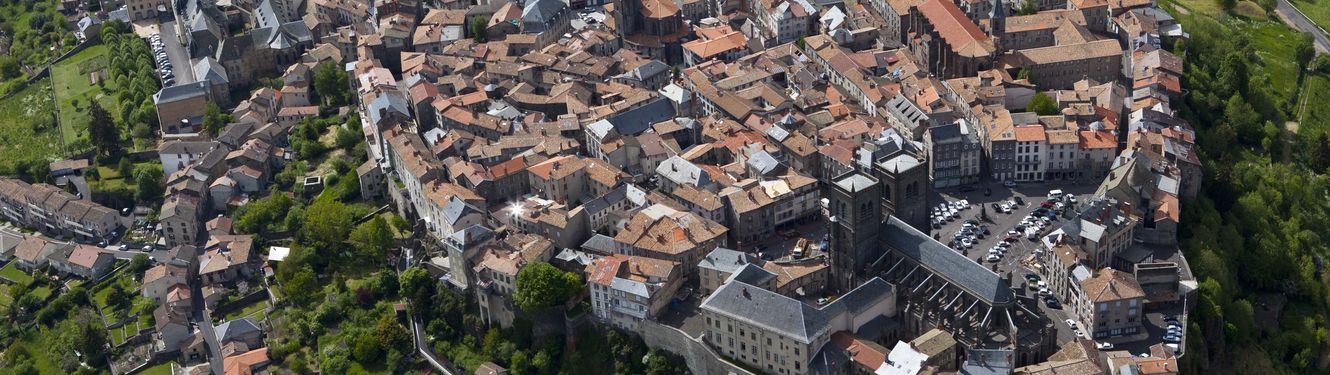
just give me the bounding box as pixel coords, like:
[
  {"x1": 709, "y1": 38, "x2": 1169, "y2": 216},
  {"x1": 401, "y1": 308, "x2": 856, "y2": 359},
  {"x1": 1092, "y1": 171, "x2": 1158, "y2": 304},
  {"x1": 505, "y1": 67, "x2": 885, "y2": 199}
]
[
  {"x1": 153, "y1": 21, "x2": 195, "y2": 85},
  {"x1": 930, "y1": 181, "x2": 1099, "y2": 342},
  {"x1": 931, "y1": 182, "x2": 1093, "y2": 274}
]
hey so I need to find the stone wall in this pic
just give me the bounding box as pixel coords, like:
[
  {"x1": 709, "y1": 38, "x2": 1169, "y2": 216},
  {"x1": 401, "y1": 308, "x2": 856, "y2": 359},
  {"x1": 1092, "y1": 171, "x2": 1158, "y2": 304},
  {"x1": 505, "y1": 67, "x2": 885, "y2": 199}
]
[{"x1": 639, "y1": 320, "x2": 755, "y2": 375}]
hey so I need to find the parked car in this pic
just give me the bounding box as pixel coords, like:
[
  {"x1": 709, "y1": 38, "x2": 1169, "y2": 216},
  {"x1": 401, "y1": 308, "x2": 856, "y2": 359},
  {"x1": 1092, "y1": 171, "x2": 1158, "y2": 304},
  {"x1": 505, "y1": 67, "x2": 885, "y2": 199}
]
[
  {"x1": 1095, "y1": 342, "x2": 1113, "y2": 350},
  {"x1": 986, "y1": 254, "x2": 1000, "y2": 262},
  {"x1": 1065, "y1": 319, "x2": 1077, "y2": 328},
  {"x1": 1163, "y1": 335, "x2": 1182, "y2": 343},
  {"x1": 1013, "y1": 196, "x2": 1025, "y2": 206},
  {"x1": 1045, "y1": 297, "x2": 1061, "y2": 309},
  {"x1": 1003, "y1": 180, "x2": 1017, "y2": 187}
]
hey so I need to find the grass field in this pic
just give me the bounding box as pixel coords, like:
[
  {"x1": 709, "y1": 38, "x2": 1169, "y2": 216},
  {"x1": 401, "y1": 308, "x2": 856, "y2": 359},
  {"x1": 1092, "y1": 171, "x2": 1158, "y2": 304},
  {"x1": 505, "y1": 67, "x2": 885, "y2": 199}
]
[
  {"x1": 29, "y1": 285, "x2": 51, "y2": 300},
  {"x1": 51, "y1": 44, "x2": 117, "y2": 146},
  {"x1": 1, "y1": 261, "x2": 34, "y2": 284},
  {"x1": 0, "y1": 78, "x2": 63, "y2": 170},
  {"x1": 1240, "y1": 21, "x2": 1306, "y2": 95},
  {"x1": 225, "y1": 300, "x2": 268, "y2": 321},
  {"x1": 1234, "y1": 0, "x2": 1269, "y2": 18},
  {"x1": 139, "y1": 363, "x2": 174, "y2": 375}
]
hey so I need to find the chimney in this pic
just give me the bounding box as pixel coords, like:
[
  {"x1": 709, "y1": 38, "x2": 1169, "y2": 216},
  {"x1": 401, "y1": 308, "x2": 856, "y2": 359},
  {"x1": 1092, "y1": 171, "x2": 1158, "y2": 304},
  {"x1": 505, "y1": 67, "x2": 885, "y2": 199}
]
[{"x1": 741, "y1": 287, "x2": 750, "y2": 299}]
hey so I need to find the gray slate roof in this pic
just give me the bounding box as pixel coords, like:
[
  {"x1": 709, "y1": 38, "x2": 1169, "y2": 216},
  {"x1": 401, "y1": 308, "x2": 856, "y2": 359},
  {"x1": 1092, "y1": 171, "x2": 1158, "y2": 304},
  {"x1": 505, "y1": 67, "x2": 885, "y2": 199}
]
[
  {"x1": 698, "y1": 247, "x2": 757, "y2": 274},
  {"x1": 700, "y1": 276, "x2": 895, "y2": 344},
  {"x1": 880, "y1": 217, "x2": 1012, "y2": 305},
  {"x1": 154, "y1": 82, "x2": 210, "y2": 104},
  {"x1": 580, "y1": 234, "x2": 617, "y2": 254},
  {"x1": 656, "y1": 156, "x2": 711, "y2": 188},
  {"x1": 746, "y1": 151, "x2": 781, "y2": 176},
  {"x1": 215, "y1": 317, "x2": 261, "y2": 343},
  {"x1": 606, "y1": 97, "x2": 675, "y2": 136},
  {"x1": 833, "y1": 173, "x2": 876, "y2": 193},
  {"x1": 522, "y1": 0, "x2": 568, "y2": 34},
  {"x1": 193, "y1": 57, "x2": 229, "y2": 85}
]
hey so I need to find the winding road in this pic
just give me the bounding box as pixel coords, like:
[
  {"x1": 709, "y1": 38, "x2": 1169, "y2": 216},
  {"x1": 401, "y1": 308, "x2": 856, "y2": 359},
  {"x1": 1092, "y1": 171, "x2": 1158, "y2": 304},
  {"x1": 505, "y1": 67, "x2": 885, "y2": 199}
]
[{"x1": 1276, "y1": 0, "x2": 1330, "y2": 53}]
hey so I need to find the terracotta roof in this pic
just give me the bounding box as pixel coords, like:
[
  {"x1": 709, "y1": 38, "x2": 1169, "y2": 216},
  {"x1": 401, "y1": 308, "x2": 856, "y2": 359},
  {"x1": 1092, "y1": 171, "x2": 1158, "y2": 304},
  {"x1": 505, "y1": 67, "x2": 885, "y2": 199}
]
[
  {"x1": 640, "y1": 0, "x2": 680, "y2": 18},
  {"x1": 1078, "y1": 130, "x2": 1116, "y2": 150},
  {"x1": 614, "y1": 204, "x2": 728, "y2": 256},
  {"x1": 916, "y1": 0, "x2": 994, "y2": 57},
  {"x1": 1014, "y1": 125, "x2": 1047, "y2": 142},
  {"x1": 1081, "y1": 268, "x2": 1145, "y2": 303},
  {"x1": 68, "y1": 244, "x2": 106, "y2": 269},
  {"x1": 672, "y1": 184, "x2": 724, "y2": 211},
  {"x1": 1046, "y1": 129, "x2": 1079, "y2": 144},
  {"x1": 830, "y1": 331, "x2": 888, "y2": 369},
  {"x1": 527, "y1": 154, "x2": 586, "y2": 181},
  {"x1": 682, "y1": 31, "x2": 746, "y2": 59},
  {"x1": 223, "y1": 348, "x2": 270, "y2": 375},
  {"x1": 1017, "y1": 40, "x2": 1122, "y2": 65},
  {"x1": 14, "y1": 236, "x2": 48, "y2": 262}
]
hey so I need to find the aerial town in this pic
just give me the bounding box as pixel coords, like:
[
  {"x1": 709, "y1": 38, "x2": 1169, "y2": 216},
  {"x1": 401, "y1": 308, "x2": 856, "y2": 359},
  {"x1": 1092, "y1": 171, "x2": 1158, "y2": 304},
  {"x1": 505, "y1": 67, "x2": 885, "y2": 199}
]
[{"x1": 0, "y1": 0, "x2": 1206, "y2": 372}]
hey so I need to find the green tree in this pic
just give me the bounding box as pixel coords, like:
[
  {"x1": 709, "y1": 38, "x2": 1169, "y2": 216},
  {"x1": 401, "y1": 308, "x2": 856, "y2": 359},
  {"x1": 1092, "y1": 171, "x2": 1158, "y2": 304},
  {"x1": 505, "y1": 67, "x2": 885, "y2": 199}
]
[
  {"x1": 132, "y1": 164, "x2": 163, "y2": 202},
  {"x1": 1026, "y1": 92, "x2": 1058, "y2": 115},
  {"x1": 349, "y1": 216, "x2": 393, "y2": 262},
  {"x1": 302, "y1": 199, "x2": 353, "y2": 252},
  {"x1": 0, "y1": 56, "x2": 21, "y2": 79},
  {"x1": 513, "y1": 262, "x2": 582, "y2": 314},
  {"x1": 335, "y1": 125, "x2": 361, "y2": 151},
  {"x1": 471, "y1": 16, "x2": 487, "y2": 42},
  {"x1": 1223, "y1": 93, "x2": 1261, "y2": 141},
  {"x1": 314, "y1": 62, "x2": 349, "y2": 107},
  {"x1": 509, "y1": 350, "x2": 531, "y2": 375},
  {"x1": 105, "y1": 285, "x2": 130, "y2": 309},
  {"x1": 352, "y1": 333, "x2": 381, "y2": 363},
  {"x1": 1017, "y1": 0, "x2": 1037, "y2": 15},
  {"x1": 202, "y1": 102, "x2": 233, "y2": 136},
  {"x1": 284, "y1": 268, "x2": 320, "y2": 306},
  {"x1": 128, "y1": 253, "x2": 152, "y2": 279},
  {"x1": 1309, "y1": 132, "x2": 1330, "y2": 172},
  {"x1": 87, "y1": 101, "x2": 121, "y2": 156},
  {"x1": 375, "y1": 315, "x2": 411, "y2": 354},
  {"x1": 1295, "y1": 32, "x2": 1316, "y2": 71},
  {"x1": 399, "y1": 266, "x2": 435, "y2": 308},
  {"x1": 117, "y1": 158, "x2": 132, "y2": 178}
]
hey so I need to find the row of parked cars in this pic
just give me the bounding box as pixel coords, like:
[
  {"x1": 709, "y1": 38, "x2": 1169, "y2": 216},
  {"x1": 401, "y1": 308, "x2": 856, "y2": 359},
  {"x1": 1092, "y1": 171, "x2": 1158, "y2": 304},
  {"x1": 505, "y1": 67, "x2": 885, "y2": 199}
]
[
  {"x1": 149, "y1": 33, "x2": 176, "y2": 86},
  {"x1": 931, "y1": 199, "x2": 971, "y2": 228}
]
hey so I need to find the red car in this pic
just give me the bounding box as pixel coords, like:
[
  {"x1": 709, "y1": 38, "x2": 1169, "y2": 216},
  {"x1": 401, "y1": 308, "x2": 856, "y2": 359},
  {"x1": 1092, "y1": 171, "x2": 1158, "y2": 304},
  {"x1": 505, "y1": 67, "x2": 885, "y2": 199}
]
[
  {"x1": 1041, "y1": 201, "x2": 1054, "y2": 208},
  {"x1": 1004, "y1": 235, "x2": 1019, "y2": 242}
]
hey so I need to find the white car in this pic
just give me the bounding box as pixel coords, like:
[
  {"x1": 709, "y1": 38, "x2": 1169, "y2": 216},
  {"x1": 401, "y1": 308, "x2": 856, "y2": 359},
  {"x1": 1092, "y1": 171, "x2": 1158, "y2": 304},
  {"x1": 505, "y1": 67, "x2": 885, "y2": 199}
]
[
  {"x1": 1065, "y1": 319, "x2": 1077, "y2": 328},
  {"x1": 986, "y1": 254, "x2": 1001, "y2": 262},
  {"x1": 961, "y1": 238, "x2": 974, "y2": 249},
  {"x1": 1000, "y1": 204, "x2": 1012, "y2": 214},
  {"x1": 958, "y1": 199, "x2": 970, "y2": 207},
  {"x1": 1096, "y1": 342, "x2": 1114, "y2": 350}
]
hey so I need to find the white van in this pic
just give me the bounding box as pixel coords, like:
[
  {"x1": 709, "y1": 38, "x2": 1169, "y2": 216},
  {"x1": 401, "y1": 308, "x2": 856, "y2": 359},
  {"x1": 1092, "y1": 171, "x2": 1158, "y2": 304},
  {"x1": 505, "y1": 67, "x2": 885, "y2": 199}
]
[{"x1": 1048, "y1": 189, "x2": 1064, "y2": 200}]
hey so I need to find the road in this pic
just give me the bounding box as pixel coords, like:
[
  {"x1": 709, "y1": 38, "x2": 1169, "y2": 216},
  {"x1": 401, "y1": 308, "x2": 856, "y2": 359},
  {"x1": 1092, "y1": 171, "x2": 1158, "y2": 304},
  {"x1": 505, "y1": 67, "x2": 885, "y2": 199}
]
[
  {"x1": 155, "y1": 20, "x2": 196, "y2": 85},
  {"x1": 1276, "y1": 0, "x2": 1330, "y2": 53}
]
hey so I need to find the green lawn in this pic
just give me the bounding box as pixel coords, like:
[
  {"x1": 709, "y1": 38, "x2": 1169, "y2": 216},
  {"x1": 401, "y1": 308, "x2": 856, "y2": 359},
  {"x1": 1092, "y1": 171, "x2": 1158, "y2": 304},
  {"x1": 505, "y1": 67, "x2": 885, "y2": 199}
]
[
  {"x1": 0, "y1": 78, "x2": 63, "y2": 170},
  {"x1": 0, "y1": 286, "x2": 10, "y2": 306},
  {"x1": 138, "y1": 363, "x2": 174, "y2": 375},
  {"x1": 224, "y1": 300, "x2": 268, "y2": 321},
  {"x1": 1, "y1": 261, "x2": 34, "y2": 284},
  {"x1": 110, "y1": 325, "x2": 127, "y2": 345},
  {"x1": 1291, "y1": 0, "x2": 1330, "y2": 33},
  {"x1": 1165, "y1": 0, "x2": 1223, "y2": 17},
  {"x1": 29, "y1": 286, "x2": 51, "y2": 300},
  {"x1": 51, "y1": 44, "x2": 117, "y2": 146},
  {"x1": 1239, "y1": 21, "x2": 1305, "y2": 95}
]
